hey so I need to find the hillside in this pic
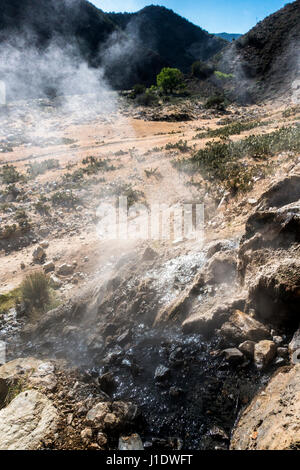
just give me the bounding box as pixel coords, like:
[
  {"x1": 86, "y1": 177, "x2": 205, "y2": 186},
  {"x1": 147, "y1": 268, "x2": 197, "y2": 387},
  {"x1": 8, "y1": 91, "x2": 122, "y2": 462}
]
[
  {"x1": 108, "y1": 5, "x2": 227, "y2": 73},
  {"x1": 219, "y1": 0, "x2": 300, "y2": 101},
  {"x1": 0, "y1": 0, "x2": 166, "y2": 94}
]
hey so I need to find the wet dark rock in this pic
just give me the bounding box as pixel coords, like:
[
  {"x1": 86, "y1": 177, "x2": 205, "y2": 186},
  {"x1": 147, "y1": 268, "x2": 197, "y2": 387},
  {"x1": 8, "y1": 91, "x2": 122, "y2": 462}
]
[
  {"x1": 154, "y1": 365, "x2": 170, "y2": 382},
  {"x1": 169, "y1": 386, "x2": 184, "y2": 397},
  {"x1": 208, "y1": 425, "x2": 229, "y2": 441},
  {"x1": 97, "y1": 372, "x2": 117, "y2": 395},
  {"x1": 277, "y1": 347, "x2": 289, "y2": 358}
]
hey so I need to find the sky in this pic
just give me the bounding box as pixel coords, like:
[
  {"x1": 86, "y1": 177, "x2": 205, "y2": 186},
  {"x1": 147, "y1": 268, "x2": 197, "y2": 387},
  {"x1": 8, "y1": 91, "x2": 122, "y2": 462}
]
[{"x1": 91, "y1": 0, "x2": 289, "y2": 33}]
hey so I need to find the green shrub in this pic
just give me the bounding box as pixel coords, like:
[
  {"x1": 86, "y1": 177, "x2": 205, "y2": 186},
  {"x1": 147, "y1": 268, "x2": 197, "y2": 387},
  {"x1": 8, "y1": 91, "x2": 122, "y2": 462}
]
[
  {"x1": 20, "y1": 272, "x2": 50, "y2": 314},
  {"x1": 51, "y1": 190, "x2": 79, "y2": 207},
  {"x1": 0, "y1": 164, "x2": 23, "y2": 184},
  {"x1": 214, "y1": 71, "x2": 234, "y2": 81},
  {"x1": 165, "y1": 140, "x2": 191, "y2": 153},
  {"x1": 204, "y1": 94, "x2": 228, "y2": 111},
  {"x1": 157, "y1": 67, "x2": 184, "y2": 94}
]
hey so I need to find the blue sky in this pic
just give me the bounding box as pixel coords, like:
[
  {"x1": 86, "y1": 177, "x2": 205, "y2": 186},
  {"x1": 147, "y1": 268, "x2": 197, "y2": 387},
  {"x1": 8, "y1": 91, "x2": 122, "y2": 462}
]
[{"x1": 92, "y1": 0, "x2": 289, "y2": 33}]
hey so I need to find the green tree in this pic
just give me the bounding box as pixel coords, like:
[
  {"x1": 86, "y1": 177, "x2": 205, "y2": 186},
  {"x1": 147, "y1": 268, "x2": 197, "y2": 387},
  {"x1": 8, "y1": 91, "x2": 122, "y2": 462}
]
[{"x1": 156, "y1": 67, "x2": 184, "y2": 94}]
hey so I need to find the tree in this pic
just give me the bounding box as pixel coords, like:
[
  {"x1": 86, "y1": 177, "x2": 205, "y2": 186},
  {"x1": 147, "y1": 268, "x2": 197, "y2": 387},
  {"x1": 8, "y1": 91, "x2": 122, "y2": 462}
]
[{"x1": 156, "y1": 67, "x2": 184, "y2": 94}]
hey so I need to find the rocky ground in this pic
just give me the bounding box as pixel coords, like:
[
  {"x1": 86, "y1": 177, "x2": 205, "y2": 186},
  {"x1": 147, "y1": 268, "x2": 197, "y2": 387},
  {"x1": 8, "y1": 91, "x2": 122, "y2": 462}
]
[{"x1": 0, "y1": 93, "x2": 299, "y2": 450}]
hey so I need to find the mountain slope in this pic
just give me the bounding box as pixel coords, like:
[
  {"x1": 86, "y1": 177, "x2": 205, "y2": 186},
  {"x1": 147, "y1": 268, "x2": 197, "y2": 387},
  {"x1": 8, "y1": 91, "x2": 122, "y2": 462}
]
[
  {"x1": 0, "y1": 0, "x2": 167, "y2": 94},
  {"x1": 108, "y1": 6, "x2": 227, "y2": 73},
  {"x1": 219, "y1": 0, "x2": 300, "y2": 101}
]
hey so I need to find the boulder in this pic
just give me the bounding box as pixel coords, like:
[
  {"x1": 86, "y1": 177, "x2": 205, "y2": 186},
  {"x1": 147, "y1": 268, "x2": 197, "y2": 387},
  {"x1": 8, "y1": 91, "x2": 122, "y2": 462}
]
[
  {"x1": 220, "y1": 310, "x2": 269, "y2": 344},
  {"x1": 249, "y1": 259, "x2": 300, "y2": 327},
  {"x1": 257, "y1": 175, "x2": 300, "y2": 211},
  {"x1": 154, "y1": 365, "x2": 170, "y2": 381},
  {"x1": 0, "y1": 358, "x2": 57, "y2": 392},
  {"x1": 0, "y1": 390, "x2": 58, "y2": 450},
  {"x1": 230, "y1": 365, "x2": 300, "y2": 449},
  {"x1": 205, "y1": 251, "x2": 237, "y2": 284},
  {"x1": 254, "y1": 340, "x2": 277, "y2": 369},
  {"x1": 182, "y1": 296, "x2": 246, "y2": 336}
]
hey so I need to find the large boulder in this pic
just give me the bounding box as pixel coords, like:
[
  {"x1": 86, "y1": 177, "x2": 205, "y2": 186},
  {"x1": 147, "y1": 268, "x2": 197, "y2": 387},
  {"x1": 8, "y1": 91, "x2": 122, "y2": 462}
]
[
  {"x1": 230, "y1": 365, "x2": 300, "y2": 450},
  {"x1": 248, "y1": 259, "x2": 300, "y2": 327},
  {"x1": 0, "y1": 358, "x2": 57, "y2": 392},
  {"x1": 182, "y1": 296, "x2": 246, "y2": 336},
  {"x1": 220, "y1": 310, "x2": 270, "y2": 344},
  {"x1": 0, "y1": 390, "x2": 59, "y2": 450},
  {"x1": 257, "y1": 175, "x2": 300, "y2": 211}
]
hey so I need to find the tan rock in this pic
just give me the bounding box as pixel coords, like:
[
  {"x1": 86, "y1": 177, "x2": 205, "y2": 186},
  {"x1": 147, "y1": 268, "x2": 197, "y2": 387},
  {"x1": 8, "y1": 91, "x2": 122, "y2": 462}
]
[
  {"x1": 230, "y1": 365, "x2": 300, "y2": 449},
  {"x1": 254, "y1": 340, "x2": 277, "y2": 369},
  {"x1": 221, "y1": 310, "x2": 269, "y2": 344},
  {"x1": 0, "y1": 390, "x2": 58, "y2": 450}
]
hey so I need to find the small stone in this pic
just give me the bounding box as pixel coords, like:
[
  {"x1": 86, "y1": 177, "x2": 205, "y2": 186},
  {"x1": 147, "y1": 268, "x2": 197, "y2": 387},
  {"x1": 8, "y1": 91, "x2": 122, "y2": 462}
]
[
  {"x1": 154, "y1": 365, "x2": 170, "y2": 381},
  {"x1": 81, "y1": 427, "x2": 93, "y2": 442},
  {"x1": 40, "y1": 240, "x2": 49, "y2": 249},
  {"x1": 273, "y1": 336, "x2": 283, "y2": 345},
  {"x1": 277, "y1": 347, "x2": 288, "y2": 358},
  {"x1": 97, "y1": 432, "x2": 107, "y2": 448},
  {"x1": 223, "y1": 348, "x2": 244, "y2": 365},
  {"x1": 119, "y1": 433, "x2": 144, "y2": 451},
  {"x1": 57, "y1": 264, "x2": 74, "y2": 276},
  {"x1": 254, "y1": 340, "x2": 277, "y2": 370},
  {"x1": 142, "y1": 247, "x2": 157, "y2": 261},
  {"x1": 43, "y1": 261, "x2": 55, "y2": 273},
  {"x1": 32, "y1": 245, "x2": 45, "y2": 262},
  {"x1": 238, "y1": 341, "x2": 255, "y2": 358}
]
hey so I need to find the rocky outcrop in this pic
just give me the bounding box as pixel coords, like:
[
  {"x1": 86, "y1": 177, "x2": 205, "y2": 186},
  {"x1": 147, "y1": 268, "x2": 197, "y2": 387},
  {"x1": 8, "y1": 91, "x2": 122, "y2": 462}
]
[
  {"x1": 230, "y1": 365, "x2": 300, "y2": 450},
  {"x1": 0, "y1": 390, "x2": 59, "y2": 450}
]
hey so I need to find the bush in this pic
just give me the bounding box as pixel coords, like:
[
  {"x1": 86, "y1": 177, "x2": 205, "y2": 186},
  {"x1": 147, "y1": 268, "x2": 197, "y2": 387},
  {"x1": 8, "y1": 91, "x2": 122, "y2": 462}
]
[
  {"x1": 214, "y1": 71, "x2": 234, "y2": 81},
  {"x1": 204, "y1": 94, "x2": 228, "y2": 111},
  {"x1": 191, "y1": 61, "x2": 214, "y2": 79},
  {"x1": 21, "y1": 272, "x2": 50, "y2": 313},
  {"x1": 130, "y1": 84, "x2": 146, "y2": 99},
  {"x1": 136, "y1": 91, "x2": 157, "y2": 106},
  {"x1": 0, "y1": 164, "x2": 23, "y2": 184},
  {"x1": 156, "y1": 67, "x2": 184, "y2": 94}
]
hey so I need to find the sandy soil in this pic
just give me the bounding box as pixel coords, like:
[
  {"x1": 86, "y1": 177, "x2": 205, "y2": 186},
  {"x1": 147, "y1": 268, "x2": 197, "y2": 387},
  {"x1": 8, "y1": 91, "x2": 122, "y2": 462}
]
[{"x1": 0, "y1": 96, "x2": 298, "y2": 296}]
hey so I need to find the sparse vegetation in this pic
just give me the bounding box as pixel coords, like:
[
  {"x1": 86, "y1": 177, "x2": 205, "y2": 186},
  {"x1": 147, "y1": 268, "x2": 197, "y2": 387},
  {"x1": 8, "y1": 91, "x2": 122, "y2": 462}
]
[
  {"x1": 173, "y1": 125, "x2": 300, "y2": 194},
  {"x1": 26, "y1": 159, "x2": 59, "y2": 177},
  {"x1": 51, "y1": 190, "x2": 80, "y2": 208},
  {"x1": 165, "y1": 139, "x2": 191, "y2": 153},
  {"x1": 194, "y1": 120, "x2": 268, "y2": 139}
]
